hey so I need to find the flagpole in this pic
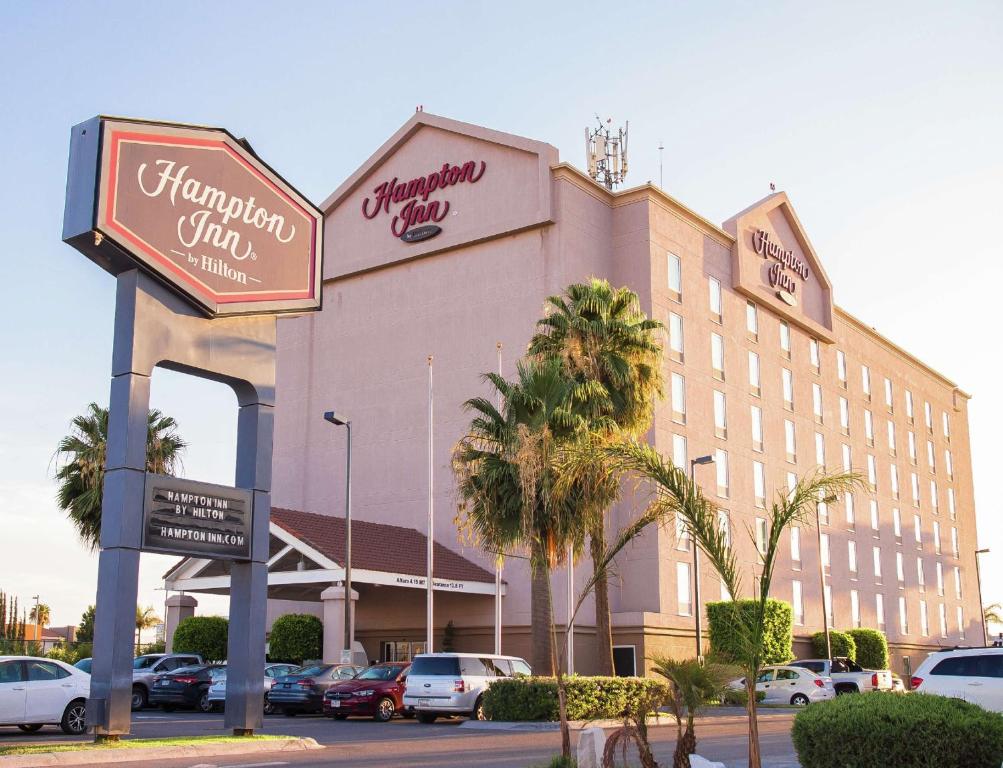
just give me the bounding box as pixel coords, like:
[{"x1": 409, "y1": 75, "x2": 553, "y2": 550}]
[
  {"x1": 495, "y1": 342, "x2": 503, "y2": 656},
  {"x1": 426, "y1": 354, "x2": 434, "y2": 654}
]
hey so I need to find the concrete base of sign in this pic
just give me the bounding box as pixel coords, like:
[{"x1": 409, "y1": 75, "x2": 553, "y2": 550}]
[
  {"x1": 321, "y1": 585, "x2": 358, "y2": 664},
  {"x1": 164, "y1": 595, "x2": 197, "y2": 653}
]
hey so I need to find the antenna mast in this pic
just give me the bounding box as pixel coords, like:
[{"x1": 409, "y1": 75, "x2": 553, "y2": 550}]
[{"x1": 585, "y1": 115, "x2": 629, "y2": 190}]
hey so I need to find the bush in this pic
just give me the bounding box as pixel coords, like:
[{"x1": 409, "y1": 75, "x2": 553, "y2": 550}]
[
  {"x1": 706, "y1": 599, "x2": 793, "y2": 666},
  {"x1": 845, "y1": 628, "x2": 888, "y2": 669},
  {"x1": 46, "y1": 642, "x2": 92, "y2": 665},
  {"x1": 792, "y1": 693, "x2": 1003, "y2": 768},
  {"x1": 482, "y1": 676, "x2": 670, "y2": 722},
  {"x1": 810, "y1": 630, "x2": 856, "y2": 661},
  {"x1": 268, "y1": 614, "x2": 322, "y2": 664},
  {"x1": 717, "y1": 688, "x2": 766, "y2": 707},
  {"x1": 172, "y1": 616, "x2": 228, "y2": 662}
]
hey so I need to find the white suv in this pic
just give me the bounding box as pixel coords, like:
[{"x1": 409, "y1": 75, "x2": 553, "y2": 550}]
[
  {"x1": 911, "y1": 647, "x2": 1003, "y2": 712},
  {"x1": 403, "y1": 653, "x2": 531, "y2": 722}
]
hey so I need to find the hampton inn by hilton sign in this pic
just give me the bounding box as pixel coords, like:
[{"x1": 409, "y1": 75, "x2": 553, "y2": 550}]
[{"x1": 751, "y1": 227, "x2": 809, "y2": 304}]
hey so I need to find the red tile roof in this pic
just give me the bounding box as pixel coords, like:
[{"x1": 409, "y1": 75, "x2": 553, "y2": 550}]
[{"x1": 271, "y1": 508, "x2": 497, "y2": 584}]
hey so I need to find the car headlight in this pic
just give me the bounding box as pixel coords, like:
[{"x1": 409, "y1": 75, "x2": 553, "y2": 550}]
[{"x1": 355, "y1": 689, "x2": 375, "y2": 697}]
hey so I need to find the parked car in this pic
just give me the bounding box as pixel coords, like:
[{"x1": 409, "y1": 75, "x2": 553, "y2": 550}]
[
  {"x1": 323, "y1": 662, "x2": 411, "y2": 722},
  {"x1": 729, "y1": 665, "x2": 834, "y2": 706},
  {"x1": 911, "y1": 647, "x2": 1003, "y2": 711},
  {"x1": 73, "y1": 658, "x2": 92, "y2": 675},
  {"x1": 131, "y1": 652, "x2": 203, "y2": 710},
  {"x1": 267, "y1": 664, "x2": 362, "y2": 715},
  {"x1": 148, "y1": 664, "x2": 224, "y2": 712},
  {"x1": 207, "y1": 663, "x2": 300, "y2": 713},
  {"x1": 788, "y1": 657, "x2": 892, "y2": 695},
  {"x1": 404, "y1": 653, "x2": 532, "y2": 723},
  {"x1": 0, "y1": 656, "x2": 90, "y2": 734}
]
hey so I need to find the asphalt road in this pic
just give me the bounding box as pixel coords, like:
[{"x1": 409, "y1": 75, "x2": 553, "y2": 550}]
[{"x1": 0, "y1": 709, "x2": 801, "y2": 768}]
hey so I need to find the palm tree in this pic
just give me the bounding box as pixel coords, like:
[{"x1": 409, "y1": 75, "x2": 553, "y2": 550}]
[
  {"x1": 985, "y1": 603, "x2": 1003, "y2": 628},
  {"x1": 528, "y1": 278, "x2": 663, "y2": 675},
  {"x1": 54, "y1": 403, "x2": 186, "y2": 549},
  {"x1": 28, "y1": 604, "x2": 50, "y2": 628},
  {"x1": 135, "y1": 605, "x2": 161, "y2": 652}
]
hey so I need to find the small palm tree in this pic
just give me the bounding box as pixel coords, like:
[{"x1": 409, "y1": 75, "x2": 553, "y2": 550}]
[
  {"x1": 28, "y1": 604, "x2": 50, "y2": 628},
  {"x1": 135, "y1": 605, "x2": 161, "y2": 652},
  {"x1": 985, "y1": 603, "x2": 1003, "y2": 627},
  {"x1": 54, "y1": 403, "x2": 186, "y2": 549}
]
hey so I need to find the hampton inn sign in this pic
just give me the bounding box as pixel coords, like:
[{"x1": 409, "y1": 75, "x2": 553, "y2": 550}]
[{"x1": 751, "y1": 227, "x2": 809, "y2": 303}]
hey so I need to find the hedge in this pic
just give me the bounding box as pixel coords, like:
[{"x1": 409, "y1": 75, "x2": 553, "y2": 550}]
[
  {"x1": 792, "y1": 692, "x2": 1003, "y2": 768},
  {"x1": 845, "y1": 628, "x2": 889, "y2": 670},
  {"x1": 172, "y1": 616, "x2": 228, "y2": 662},
  {"x1": 706, "y1": 599, "x2": 793, "y2": 666},
  {"x1": 482, "y1": 676, "x2": 670, "y2": 721},
  {"x1": 268, "y1": 614, "x2": 322, "y2": 664},
  {"x1": 811, "y1": 630, "x2": 856, "y2": 661}
]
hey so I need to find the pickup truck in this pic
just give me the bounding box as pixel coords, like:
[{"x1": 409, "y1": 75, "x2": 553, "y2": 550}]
[
  {"x1": 789, "y1": 658, "x2": 893, "y2": 695},
  {"x1": 131, "y1": 652, "x2": 204, "y2": 710}
]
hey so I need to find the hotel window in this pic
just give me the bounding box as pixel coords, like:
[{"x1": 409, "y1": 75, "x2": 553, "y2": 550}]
[
  {"x1": 753, "y1": 461, "x2": 766, "y2": 508},
  {"x1": 787, "y1": 471, "x2": 797, "y2": 501},
  {"x1": 825, "y1": 585, "x2": 834, "y2": 625},
  {"x1": 899, "y1": 596, "x2": 909, "y2": 634},
  {"x1": 839, "y1": 397, "x2": 850, "y2": 434},
  {"x1": 780, "y1": 321, "x2": 791, "y2": 359},
  {"x1": 939, "y1": 603, "x2": 948, "y2": 638},
  {"x1": 812, "y1": 383, "x2": 823, "y2": 424},
  {"x1": 933, "y1": 521, "x2": 941, "y2": 554},
  {"x1": 791, "y1": 526, "x2": 801, "y2": 565},
  {"x1": 848, "y1": 541, "x2": 858, "y2": 576},
  {"x1": 866, "y1": 455, "x2": 877, "y2": 490},
  {"x1": 943, "y1": 412, "x2": 951, "y2": 441},
  {"x1": 908, "y1": 432, "x2": 917, "y2": 465},
  {"x1": 715, "y1": 449, "x2": 729, "y2": 498},
  {"x1": 836, "y1": 350, "x2": 847, "y2": 387},
  {"x1": 709, "y1": 277, "x2": 722, "y2": 322},
  {"x1": 896, "y1": 552, "x2": 905, "y2": 584},
  {"x1": 782, "y1": 369, "x2": 794, "y2": 410},
  {"x1": 861, "y1": 365, "x2": 871, "y2": 401},
  {"x1": 936, "y1": 562, "x2": 944, "y2": 596},
  {"x1": 884, "y1": 377, "x2": 894, "y2": 412},
  {"x1": 784, "y1": 420, "x2": 797, "y2": 463},
  {"x1": 842, "y1": 443, "x2": 852, "y2": 472},
  {"x1": 718, "y1": 510, "x2": 732, "y2": 547},
  {"x1": 920, "y1": 600, "x2": 929, "y2": 636},
  {"x1": 751, "y1": 406, "x2": 764, "y2": 452},
  {"x1": 672, "y1": 434, "x2": 687, "y2": 468},
  {"x1": 917, "y1": 558, "x2": 925, "y2": 592},
  {"x1": 945, "y1": 449, "x2": 954, "y2": 479},
  {"x1": 927, "y1": 440, "x2": 936, "y2": 472},
  {"x1": 667, "y1": 252, "x2": 682, "y2": 300},
  {"x1": 905, "y1": 389, "x2": 915, "y2": 423},
  {"x1": 890, "y1": 464, "x2": 900, "y2": 499},
  {"x1": 851, "y1": 590, "x2": 861, "y2": 628},
  {"x1": 809, "y1": 338, "x2": 820, "y2": 373},
  {"x1": 873, "y1": 546, "x2": 883, "y2": 581},
  {"x1": 792, "y1": 580, "x2": 805, "y2": 626},
  {"x1": 951, "y1": 527, "x2": 959, "y2": 558},
  {"x1": 958, "y1": 606, "x2": 965, "y2": 639},
  {"x1": 755, "y1": 517, "x2": 768, "y2": 558},
  {"x1": 863, "y1": 409, "x2": 874, "y2": 445},
  {"x1": 668, "y1": 312, "x2": 684, "y2": 362},
  {"x1": 675, "y1": 516, "x2": 691, "y2": 552},
  {"x1": 817, "y1": 491, "x2": 830, "y2": 525},
  {"x1": 746, "y1": 301, "x2": 758, "y2": 340},
  {"x1": 893, "y1": 508, "x2": 902, "y2": 541},
  {"x1": 814, "y1": 432, "x2": 825, "y2": 468},
  {"x1": 947, "y1": 488, "x2": 956, "y2": 520},
  {"x1": 820, "y1": 533, "x2": 831, "y2": 570},
  {"x1": 887, "y1": 421, "x2": 897, "y2": 456},
  {"x1": 910, "y1": 472, "x2": 920, "y2": 507},
  {"x1": 876, "y1": 593, "x2": 886, "y2": 632},
  {"x1": 913, "y1": 513, "x2": 922, "y2": 545},
  {"x1": 930, "y1": 480, "x2": 939, "y2": 513},
  {"x1": 677, "y1": 561, "x2": 692, "y2": 616},
  {"x1": 671, "y1": 373, "x2": 686, "y2": 424},
  {"x1": 845, "y1": 492, "x2": 856, "y2": 527},
  {"x1": 748, "y1": 351, "x2": 761, "y2": 396},
  {"x1": 713, "y1": 390, "x2": 728, "y2": 439},
  {"x1": 711, "y1": 333, "x2": 725, "y2": 380},
  {"x1": 870, "y1": 499, "x2": 880, "y2": 532},
  {"x1": 925, "y1": 401, "x2": 933, "y2": 433},
  {"x1": 954, "y1": 566, "x2": 962, "y2": 599}
]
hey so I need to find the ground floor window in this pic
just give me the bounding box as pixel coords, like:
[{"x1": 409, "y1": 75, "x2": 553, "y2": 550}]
[
  {"x1": 613, "y1": 645, "x2": 636, "y2": 677},
  {"x1": 381, "y1": 640, "x2": 427, "y2": 662}
]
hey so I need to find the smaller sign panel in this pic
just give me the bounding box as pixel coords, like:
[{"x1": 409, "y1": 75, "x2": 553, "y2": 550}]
[{"x1": 143, "y1": 474, "x2": 253, "y2": 561}]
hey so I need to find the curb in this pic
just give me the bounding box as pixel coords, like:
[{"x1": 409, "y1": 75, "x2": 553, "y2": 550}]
[
  {"x1": 0, "y1": 737, "x2": 322, "y2": 767},
  {"x1": 460, "y1": 709, "x2": 797, "y2": 732}
]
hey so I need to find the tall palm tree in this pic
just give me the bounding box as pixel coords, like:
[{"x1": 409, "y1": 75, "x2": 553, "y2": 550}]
[
  {"x1": 28, "y1": 604, "x2": 50, "y2": 628},
  {"x1": 54, "y1": 403, "x2": 187, "y2": 549},
  {"x1": 135, "y1": 605, "x2": 161, "y2": 652},
  {"x1": 529, "y1": 278, "x2": 663, "y2": 675}
]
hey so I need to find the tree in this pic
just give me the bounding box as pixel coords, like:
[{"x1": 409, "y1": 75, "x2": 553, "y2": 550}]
[
  {"x1": 528, "y1": 278, "x2": 663, "y2": 675},
  {"x1": 984, "y1": 603, "x2": 1003, "y2": 627},
  {"x1": 135, "y1": 605, "x2": 161, "y2": 651},
  {"x1": 76, "y1": 605, "x2": 95, "y2": 643},
  {"x1": 54, "y1": 403, "x2": 186, "y2": 549},
  {"x1": 29, "y1": 603, "x2": 50, "y2": 628},
  {"x1": 268, "y1": 614, "x2": 323, "y2": 664},
  {"x1": 172, "y1": 616, "x2": 228, "y2": 662}
]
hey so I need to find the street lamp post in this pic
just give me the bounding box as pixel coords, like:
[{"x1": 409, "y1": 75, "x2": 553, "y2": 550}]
[
  {"x1": 32, "y1": 594, "x2": 40, "y2": 648},
  {"x1": 689, "y1": 455, "x2": 714, "y2": 663},
  {"x1": 976, "y1": 548, "x2": 990, "y2": 647},
  {"x1": 815, "y1": 499, "x2": 832, "y2": 661},
  {"x1": 323, "y1": 411, "x2": 353, "y2": 661}
]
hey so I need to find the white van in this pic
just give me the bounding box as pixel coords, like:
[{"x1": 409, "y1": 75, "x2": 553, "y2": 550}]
[
  {"x1": 911, "y1": 647, "x2": 1003, "y2": 711},
  {"x1": 403, "y1": 652, "x2": 531, "y2": 722}
]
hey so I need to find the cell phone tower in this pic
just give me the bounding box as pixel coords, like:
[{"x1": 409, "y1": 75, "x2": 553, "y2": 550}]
[{"x1": 585, "y1": 115, "x2": 629, "y2": 190}]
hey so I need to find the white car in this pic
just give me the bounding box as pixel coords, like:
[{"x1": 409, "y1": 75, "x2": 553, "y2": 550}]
[
  {"x1": 0, "y1": 656, "x2": 90, "y2": 734},
  {"x1": 911, "y1": 647, "x2": 1003, "y2": 711},
  {"x1": 404, "y1": 653, "x2": 532, "y2": 722},
  {"x1": 207, "y1": 663, "x2": 300, "y2": 713},
  {"x1": 730, "y1": 664, "x2": 835, "y2": 707}
]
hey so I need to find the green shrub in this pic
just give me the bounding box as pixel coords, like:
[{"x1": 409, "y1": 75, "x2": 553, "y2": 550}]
[
  {"x1": 792, "y1": 692, "x2": 1003, "y2": 768},
  {"x1": 811, "y1": 630, "x2": 856, "y2": 661},
  {"x1": 717, "y1": 687, "x2": 766, "y2": 707},
  {"x1": 172, "y1": 616, "x2": 228, "y2": 662},
  {"x1": 46, "y1": 642, "x2": 92, "y2": 665},
  {"x1": 706, "y1": 599, "x2": 793, "y2": 666},
  {"x1": 482, "y1": 676, "x2": 670, "y2": 721},
  {"x1": 845, "y1": 628, "x2": 888, "y2": 669},
  {"x1": 268, "y1": 614, "x2": 322, "y2": 664}
]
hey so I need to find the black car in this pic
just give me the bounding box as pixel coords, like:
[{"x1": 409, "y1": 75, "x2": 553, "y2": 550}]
[
  {"x1": 149, "y1": 664, "x2": 225, "y2": 713},
  {"x1": 267, "y1": 663, "x2": 361, "y2": 715}
]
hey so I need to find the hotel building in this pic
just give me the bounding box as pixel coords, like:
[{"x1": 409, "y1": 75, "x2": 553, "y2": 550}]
[{"x1": 165, "y1": 113, "x2": 981, "y2": 679}]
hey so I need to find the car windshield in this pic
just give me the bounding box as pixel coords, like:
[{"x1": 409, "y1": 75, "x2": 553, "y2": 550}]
[
  {"x1": 133, "y1": 656, "x2": 162, "y2": 670},
  {"x1": 410, "y1": 657, "x2": 461, "y2": 676},
  {"x1": 357, "y1": 665, "x2": 401, "y2": 681},
  {"x1": 295, "y1": 665, "x2": 332, "y2": 677}
]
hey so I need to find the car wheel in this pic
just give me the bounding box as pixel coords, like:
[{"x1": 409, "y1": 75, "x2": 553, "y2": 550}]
[
  {"x1": 790, "y1": 693, "x2": 810, "y2": 707},
  {"x1": 198, "y1": 692, "x2": 213, "y2": 713},
  {"x1": 416, "y1": 711, "x2": 437, "y2": 724},
  {"x1": 60, "y1": 700, "x2": 88, "y2": 735},
  {"x1": 131, "y1": 686, "x2": 147, "y2": 711},
  {"x1": 17, "y1": 724, "x2": 43, "y2": 733},
  {"x1": 374, "y1": 697, "x2": 396, "y2": 722},
  {"x1": 264, "y1": 697, "x2": 275, "y2": 715},
  {"x1": 471, "y1": 696, "x2": 486, "y2": 721}
]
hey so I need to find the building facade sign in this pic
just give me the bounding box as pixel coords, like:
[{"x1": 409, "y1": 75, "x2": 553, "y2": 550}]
[
  {"x1": 143, "y1": 474, "x2": 253, "y2": 561},
  {"x1": 752, "y1": 227, "x2": 809, "y2": 302}
]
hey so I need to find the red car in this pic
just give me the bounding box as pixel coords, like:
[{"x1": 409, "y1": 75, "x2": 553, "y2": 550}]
[{"x1": 323, "y1": 662, "x2": 411, "y2": 722}]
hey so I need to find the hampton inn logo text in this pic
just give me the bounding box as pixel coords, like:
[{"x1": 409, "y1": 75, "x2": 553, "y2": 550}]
[{"x1": 752, "y1": 228, "x2": 809, "y2": 298}]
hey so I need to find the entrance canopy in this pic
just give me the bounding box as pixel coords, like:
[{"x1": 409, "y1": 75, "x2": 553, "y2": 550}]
[{"x1": 163, "y1": 507, "x2": 503, "y2": 599}]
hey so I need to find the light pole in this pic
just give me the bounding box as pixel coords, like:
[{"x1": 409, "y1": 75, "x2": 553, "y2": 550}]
[
  {"x1": 495, "y1": 342, "x2": 503, "y2": 656},
  {"x1": 815, "y1": 497, "x2": 833, "y2": 660},
  {"x1": 426, "y1": 355, "x2": 434, "y2": 654},
  {"x1": 689, "y1": 455, "x2": 714, "y2": 663},
  {"x1": 324, "y1": 411, "x2": 353, "y2": 661},
  {"x1": 976, "y1": 548, "x2": 990, "y2": 647},
  {"x1": 32, "y1": 594, "x2": 40, "y2": 647}
]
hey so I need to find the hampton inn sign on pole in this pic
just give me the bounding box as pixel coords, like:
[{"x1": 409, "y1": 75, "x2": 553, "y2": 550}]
[{"x1": 63, "y1": 116, "x2": 323, "y2": 738}]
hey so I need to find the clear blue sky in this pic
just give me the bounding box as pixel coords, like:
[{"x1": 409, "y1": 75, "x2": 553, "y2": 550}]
[{"x1": 1, "y1": 1, "x2": 1001, "y2": 631}]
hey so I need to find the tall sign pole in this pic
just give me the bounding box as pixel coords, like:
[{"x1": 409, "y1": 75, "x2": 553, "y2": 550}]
[
  {"x1": 426, "y1": 354, "x2": 434, "y2": 654},
  {"x1": 494, "y1": 343, "x2": 504, "y2": 656}
]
